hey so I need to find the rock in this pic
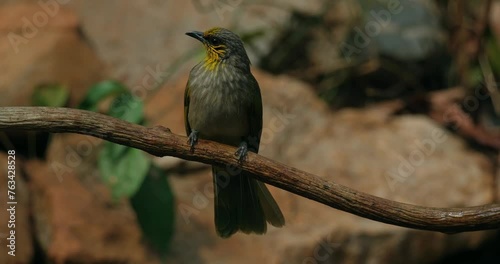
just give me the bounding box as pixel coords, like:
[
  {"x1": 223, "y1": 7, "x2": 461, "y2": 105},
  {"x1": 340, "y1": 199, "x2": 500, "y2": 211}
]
[
  {"x1": 360, "y1": 0, "x2": 444, "y2": 61},
  {"x1": 57, "y1": 0, "x2": 325, "y2": 88},
  {"x1": 0, "y1": 3, "x2": 104, "y2": 107},
  {"x1": 24, "y1": 156, "x2": 160, "y2": 264},
  {"x1": 259, "y1": 0, "x2": 358, "y2": 77},
  {"x1": 0, "y1": 1, "x2": 495, "y2": 262},
  {"x1": 147, "y1": 68, "x2": 494, "y2": 263},
  {"x1": 259, "y1": 0, "x2": 449, "y2": 108},
  {"x1": 0, "y1": 153, "x2": 33, "y2": 264}
]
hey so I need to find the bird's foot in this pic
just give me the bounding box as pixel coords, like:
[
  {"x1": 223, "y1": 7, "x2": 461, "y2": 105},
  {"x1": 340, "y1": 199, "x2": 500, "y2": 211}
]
[
  {"x1": 187, "y1": 130, "x2": 199, "y2": 151},
  {"x1": 235, "y1": 141, "x2": 248, "y2": 162}
]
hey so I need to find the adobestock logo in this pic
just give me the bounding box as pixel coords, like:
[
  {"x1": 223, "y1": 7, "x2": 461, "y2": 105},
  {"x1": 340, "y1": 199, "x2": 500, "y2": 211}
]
[
  {"x1": 302, "y1": 233, "x2": 341, "y2": 264},
  {"x1": 259, "y1": 105, "x2": 297, "y2": 152},
  {"x1": 50, "y1": 135, "x2": 101, "y2": 183},
  {"x1": 191, "y1": 0, "x2": 244, "y2": 21},
  {"x1": 130, "y1": 63, "x2": 171, "y2": 100},
  {"x1": 385, "y1": 129, "x2": 448, "y2": 192},
  {"x1": 179, "y1": 163, "x2": 242, "y2": 224},
  {"x1": 7, "y1": 0, "x2": 72, "y2": 54},
  {"x1": 340, "y1": 0, "x2": 411, "y2": 62},
  {"x1": 385, "y1": 82, "x2": 495, "y2": 192}
]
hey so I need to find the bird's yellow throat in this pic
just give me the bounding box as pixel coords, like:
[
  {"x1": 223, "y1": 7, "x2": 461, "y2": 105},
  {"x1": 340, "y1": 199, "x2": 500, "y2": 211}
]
[{"x1": 203, "y1": 44, "x2": 226, "y2": 71}]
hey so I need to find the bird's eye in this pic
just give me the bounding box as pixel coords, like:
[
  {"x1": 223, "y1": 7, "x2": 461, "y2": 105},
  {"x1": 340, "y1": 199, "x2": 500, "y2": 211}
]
[{"x1": 210, "y1": 37, "x2": 220, "y2": 45}]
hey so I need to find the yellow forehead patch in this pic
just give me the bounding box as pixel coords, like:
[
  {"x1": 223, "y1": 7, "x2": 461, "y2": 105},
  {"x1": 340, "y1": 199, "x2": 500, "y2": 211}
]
[{"x1": 204, "y1": 27, "x2": 222, "y2": 37}]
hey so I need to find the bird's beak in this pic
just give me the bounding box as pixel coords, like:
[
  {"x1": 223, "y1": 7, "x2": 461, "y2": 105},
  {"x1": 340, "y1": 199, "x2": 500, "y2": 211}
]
[{"x1": 186, "y1": 31, "x2": 206, "y2": 44}]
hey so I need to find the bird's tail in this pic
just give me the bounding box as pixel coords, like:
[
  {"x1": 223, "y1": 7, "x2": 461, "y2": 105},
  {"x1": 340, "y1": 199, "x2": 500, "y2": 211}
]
[{"x1": 212, "y1": 166, "x2": 285, "y2": 238}]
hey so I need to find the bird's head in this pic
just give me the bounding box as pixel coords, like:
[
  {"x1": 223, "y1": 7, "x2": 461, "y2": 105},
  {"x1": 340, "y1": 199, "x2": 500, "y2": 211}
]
[{"x1": 186, "y1": 27, "x2": 250, "y2": 70}]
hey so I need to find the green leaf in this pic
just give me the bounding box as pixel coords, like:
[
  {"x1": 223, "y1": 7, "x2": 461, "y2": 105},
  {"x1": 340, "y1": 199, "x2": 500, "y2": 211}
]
[
  {"x1": 108, "y1": 92, "x2": 144, "y2": 124},
  {"x1": 487, "y1": 37, "x2": 500, "y2": 76},
  {"x1": 104, "y1": 93, "x2": 145, "y2": 158},
  {"x1": 98, "y1": 142, "x2": 151, "y2": 199},
  {"x1": 131, "y1": 165, "x2": 175, "y2": 255},
  {"x1": 94, "y1": 82, "x2": 147, "y2": 198},
  {"x1": 467, "y1": 66, "x2": 483, "y2": 89},
  {"x1": 32, "y1": 83, "x2": 69, "y2": 107},
  {"x1": 79, "y1": 80, "x2": 127, "y2": 111}
]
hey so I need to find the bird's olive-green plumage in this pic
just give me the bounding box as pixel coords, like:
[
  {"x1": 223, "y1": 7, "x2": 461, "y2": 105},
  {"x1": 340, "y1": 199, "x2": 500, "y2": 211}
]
[{"x1": 184, "y1": 27, "x2": 285, "y2": 238}]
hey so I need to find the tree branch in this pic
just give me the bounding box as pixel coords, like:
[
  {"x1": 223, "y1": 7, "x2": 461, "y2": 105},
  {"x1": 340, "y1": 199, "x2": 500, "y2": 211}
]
[{"x1": 1, "y1": 106, "x2": 500, "y2": 233}]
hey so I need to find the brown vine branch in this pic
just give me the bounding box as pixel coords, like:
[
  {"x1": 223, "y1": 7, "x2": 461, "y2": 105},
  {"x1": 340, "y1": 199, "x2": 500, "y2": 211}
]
[{"x1": 1, "y1": 106, "x2": 500, "y2": 233}]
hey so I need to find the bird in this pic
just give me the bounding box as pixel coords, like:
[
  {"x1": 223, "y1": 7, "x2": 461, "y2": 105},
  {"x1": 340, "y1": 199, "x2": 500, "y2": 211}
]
[{"x1": 184, "y1": 27, "x2": 285, "y2": 238}]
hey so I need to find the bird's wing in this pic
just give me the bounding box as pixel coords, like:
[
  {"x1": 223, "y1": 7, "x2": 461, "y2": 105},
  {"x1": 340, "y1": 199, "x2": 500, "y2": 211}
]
[
  {"x1": 184, "y1": 82, "x2": 192, "y2": 135},
  {"x1": 247, "y1": 76, "x2": 263, "y2": 153}
]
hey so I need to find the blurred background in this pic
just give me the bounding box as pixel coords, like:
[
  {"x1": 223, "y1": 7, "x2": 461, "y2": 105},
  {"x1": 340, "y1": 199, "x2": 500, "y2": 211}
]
[{"x1": 1, "y1": 0, "x2": 500, "y2": 263}]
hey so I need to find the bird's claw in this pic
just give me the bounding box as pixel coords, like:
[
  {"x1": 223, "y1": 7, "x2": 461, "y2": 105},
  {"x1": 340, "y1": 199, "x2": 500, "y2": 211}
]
[
  {"x1": 188, "y1": 130, "x2": 199, "y2": 151},
  {"x1": 235, "y1": 142, "x2": 248, "y2": 162}
]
